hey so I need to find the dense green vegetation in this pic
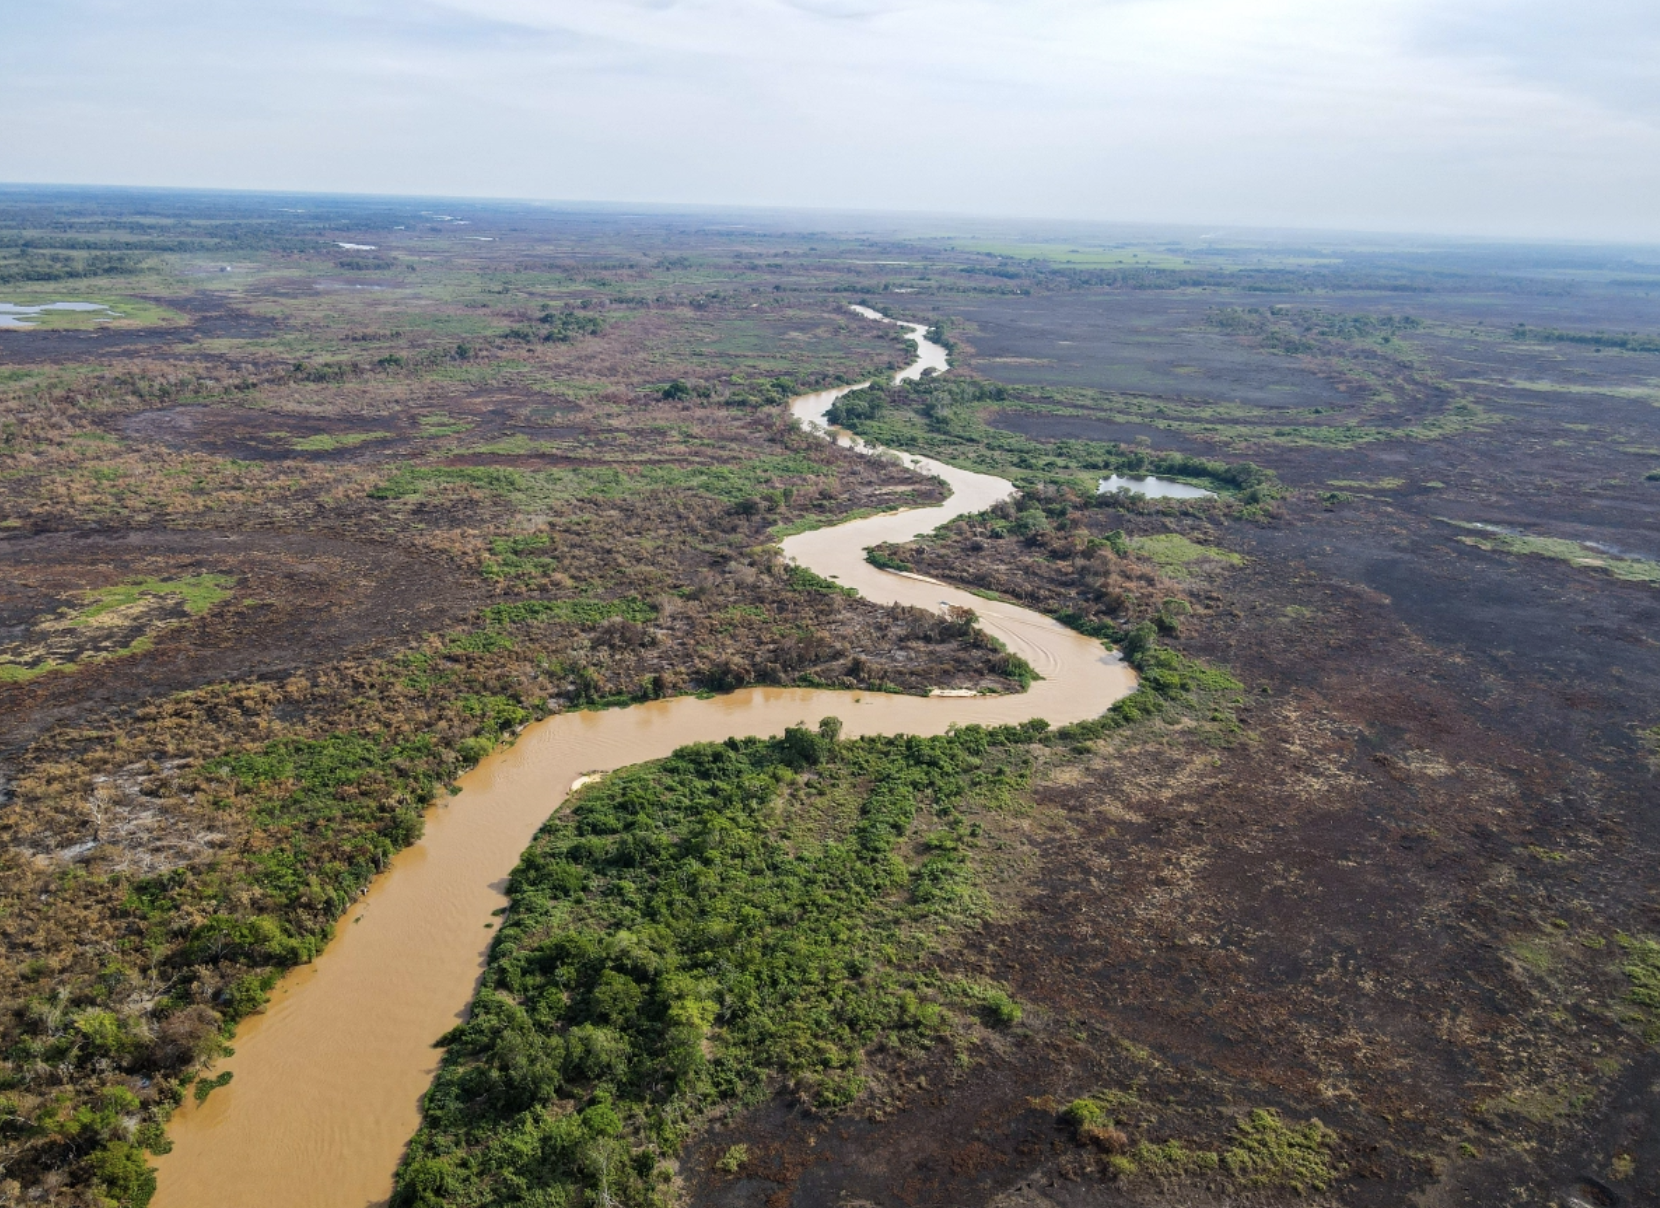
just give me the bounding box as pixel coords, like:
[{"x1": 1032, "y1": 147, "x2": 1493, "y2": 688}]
[
  {"x1": 783, "y1": 564, "x2": 856, "y2": 596},
  {"x1": 0, "y1": 251, "x2": 147, "y2": 285},
  {"x1": 1085, "y1": 622, "x2": 1242, "y2": 729},
  {"x1": 1512, "y1": 324, "x2": 1660, "y2": 354},
  {"x1": 393, "y1": 721, "x2": 1043, "y2": 1208},
  {"x1": 522, "y1": 307, "x2": 606, "y2": 344},
  {"x1": 202, "y1": 733, "x2": 448, "y2": 925},
  {"x1": 826, "y1": 377, "x2": 1278, "y2": 497},
  {"x1": 4, "y1": 719, "x2": 493, "y2": 1206}
]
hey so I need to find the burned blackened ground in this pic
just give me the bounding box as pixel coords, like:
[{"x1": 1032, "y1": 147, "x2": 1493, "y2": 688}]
[
  {"x1": 950, "y1": 286, "x2": 1660, "y2": 406},
  {"x1": 681, "y1": 282, "x2": 1660, "y2": 1207},
  {"x1": 949, "y1": 290, "x2": 1351, "y2": 408},
  {"x1": 0, "y1": 293, "x2": 282, "y2": 363},
  {"x1": 0, "y1": 529, "x2": 493, "y2": 754},
  {"x1": 683, "y1": 500, "x2": 1660, "y2": 1208}
]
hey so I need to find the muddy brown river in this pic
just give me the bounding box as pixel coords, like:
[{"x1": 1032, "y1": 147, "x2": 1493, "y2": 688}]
[{"x1": 150, "y1": 310, "x2": 1137, "y2": 1208}]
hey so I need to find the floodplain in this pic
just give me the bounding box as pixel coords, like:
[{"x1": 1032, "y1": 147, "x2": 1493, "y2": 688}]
[{"x1": 0, "y1": 193, "x2": 1657, "y2": 1208}]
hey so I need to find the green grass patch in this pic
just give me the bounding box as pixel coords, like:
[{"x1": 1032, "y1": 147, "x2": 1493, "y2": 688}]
[
  {"x1": 78, "y1": 574, "x2": 236, "y2": 620},
  {"x1": 1615, "y1": 933, "x2": 1660, "y2": 1045},
  {"x1": 1640, "y1": 724, "x2": 1660, "y2": 771},
  {"x1": 415, "y1": 412, "x2": 477, "y2": 438},
  {"x1": 370, "y1": 466, "x2": 528, "y2": 499},
  {"x1": 481, "y1": 534, "x2": 558, "y2": 582},
  {"x1": 1442, "y1": 520, "x2": 1660, "y2": 586},
  {"x1": 286, "y1": 430, "x2": 394, "y2": 452},
  {"x1": 445, "y1": 631, "x2": 516, "y2": 656},
  {"x1": 1059, "y1": 1100, "x2": 1337, "y2": 1192},
  {"x1": 1221, "y1": 1109, "x2": 1340, "y2": 1193},
  {"x1": 949, "y1": 242, "x2": 1196, "y2": 270},
  {"x1": 0, "y1": 658, "x2": 79, "y2": 684},
  {"x1": 0, "y1": 294, "x2": 186, "y2": 330},
  {"x1": 1128, "y1": 534, "x2": 1244, "y2": 578}
]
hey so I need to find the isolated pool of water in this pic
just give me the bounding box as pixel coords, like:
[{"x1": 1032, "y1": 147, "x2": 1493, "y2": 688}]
[
  {"x1": 0, "y1": 301, "x2": 118, "y2": 329},
  {"x1": 1098, "y1": 473, "x2": 1216, "y2": 499}
]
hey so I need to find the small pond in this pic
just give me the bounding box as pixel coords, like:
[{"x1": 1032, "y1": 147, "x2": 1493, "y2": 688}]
[
  {"x1": 1098, "y1": 473, "x2": 1216, "y2": 499},
  {"x1": 0, "y1": 302, "x2": 118, "y2": 329}
]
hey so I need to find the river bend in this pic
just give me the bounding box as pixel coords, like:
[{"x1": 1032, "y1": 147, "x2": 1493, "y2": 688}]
[{"x1": 151, "y1": 309, "x2": 1136, "y2": 1208}]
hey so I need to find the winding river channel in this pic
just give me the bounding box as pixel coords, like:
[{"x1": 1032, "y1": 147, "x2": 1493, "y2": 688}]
[{"x1": 150, "y1": 309, "x2": 1138, "y2": 1208}]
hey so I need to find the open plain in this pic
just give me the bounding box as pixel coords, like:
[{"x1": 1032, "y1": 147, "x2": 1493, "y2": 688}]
[{"x1": 0, "y1": 192, "x2": 1657, "y2": 1208}]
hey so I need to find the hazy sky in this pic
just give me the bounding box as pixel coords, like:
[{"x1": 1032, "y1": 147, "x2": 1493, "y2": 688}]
[{"x1": 6, "y1": 1, "x2": 1659, "y2": 241}]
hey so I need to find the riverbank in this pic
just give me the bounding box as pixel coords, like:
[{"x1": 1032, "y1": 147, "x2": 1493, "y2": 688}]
[{"x1": 149, "y1": 311, "x2": 1136, "y2": 1208}]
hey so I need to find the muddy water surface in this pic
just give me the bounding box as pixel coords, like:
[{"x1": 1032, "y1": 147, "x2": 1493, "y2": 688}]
[{"x1": 151, "y1": 312, "x2": 1136, "y2": 1208}]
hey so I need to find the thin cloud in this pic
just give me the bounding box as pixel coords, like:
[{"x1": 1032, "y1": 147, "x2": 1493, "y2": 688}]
[{"x1": 2, "y1": 0, "x2": 1656, "y2": 240}]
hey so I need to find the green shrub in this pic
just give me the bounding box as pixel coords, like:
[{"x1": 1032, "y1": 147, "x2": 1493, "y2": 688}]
[
  {"x1": 192, "y1": 1071, "x2": 232, "y2": 1104},
  {"x1": 1222, "y1": 1108, "x2": 1339, "y2": 1192},
  {"x1": 865, "y1": 547, "x2": 911, "y2": 573},
  {"x1": 1133, "y1": 1138, "x2": 1220, "y2": 1175},
  {"x1": 952, "y1": 980, "x2": 1023, "y2": 1026},
  {"x1": 992, "y1": 651, "x2": 1039, "y2": 689},
  {"x1": 90, "y1": 1140, "x2": 156, "y2": 1208},
  {"x1": 785, "y1": 564, "x2": 856, "y2": 596},
  {"x1": 1064, "y1": 1099, "x2": 1105, "y2": 1130}
]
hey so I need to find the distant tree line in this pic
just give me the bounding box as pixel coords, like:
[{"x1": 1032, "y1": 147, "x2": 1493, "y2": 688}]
[{"x1": 1512, "y1": 323, "x2": 1660, "y2": 353}]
